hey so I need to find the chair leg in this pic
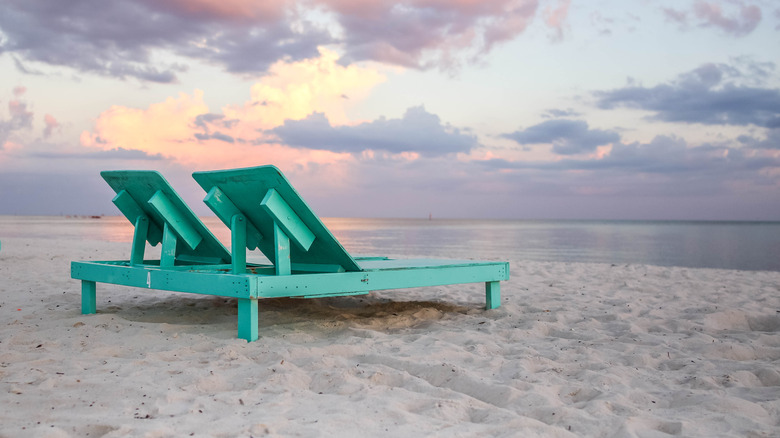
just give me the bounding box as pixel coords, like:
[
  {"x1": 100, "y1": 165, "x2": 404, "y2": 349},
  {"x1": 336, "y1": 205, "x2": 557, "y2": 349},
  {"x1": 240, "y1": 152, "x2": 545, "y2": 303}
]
[
  {"x1": 485, "y1": 281, "x2": 500, "y2": 310},
  {"x1": 82, "y1": 281, "x2": 97, "y2": 314},
  {"x1": 237, "y1": 298, "x2": 258, "y2": 342}
]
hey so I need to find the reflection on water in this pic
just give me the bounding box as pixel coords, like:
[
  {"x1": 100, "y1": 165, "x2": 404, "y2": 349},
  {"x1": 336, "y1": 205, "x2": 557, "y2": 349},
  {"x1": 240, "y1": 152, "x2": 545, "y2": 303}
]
[
  {"x1": 0, "y1": 216, "x2": 232, "y2": 246},
  {"x1": 324, "y1": 218, "x2": 780, "y2": 271},
  {"x1": 2, "y1": 216, "x2": 778, "y2": 272}
]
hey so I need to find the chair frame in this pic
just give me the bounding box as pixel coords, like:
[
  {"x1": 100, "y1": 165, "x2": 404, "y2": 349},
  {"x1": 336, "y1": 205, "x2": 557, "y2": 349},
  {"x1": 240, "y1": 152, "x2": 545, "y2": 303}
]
[{"x1": 71, "y1": 167, "x2": 509, "y2": 341}]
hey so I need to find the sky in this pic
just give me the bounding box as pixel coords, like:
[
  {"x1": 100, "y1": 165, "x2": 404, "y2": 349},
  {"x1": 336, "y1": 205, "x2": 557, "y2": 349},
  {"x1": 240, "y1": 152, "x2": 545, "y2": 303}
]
[{"x1": 1, "y1": 0, "x2": 779, "y2": 220}]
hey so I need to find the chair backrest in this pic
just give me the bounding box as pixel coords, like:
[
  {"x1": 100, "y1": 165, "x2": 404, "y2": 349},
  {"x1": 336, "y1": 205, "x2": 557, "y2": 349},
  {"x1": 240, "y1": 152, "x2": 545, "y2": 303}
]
[
  {"x1": 192, "y1": 166, "x2": 362, "y2": 272},
  {"x1": 102, "y1": 170, "x2": 231, "y2": 265}
]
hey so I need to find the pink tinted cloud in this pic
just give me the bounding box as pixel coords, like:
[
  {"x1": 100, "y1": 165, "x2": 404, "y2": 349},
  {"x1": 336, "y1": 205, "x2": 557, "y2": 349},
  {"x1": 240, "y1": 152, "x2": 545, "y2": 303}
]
[
  {"x1": 322, "y1": 0, "x2": 540, "y2": 69},
  {"x1": 43, "y1": 114, "x2": 60, "y2": 138},
  {"x1": 8, "y1": 100, "x2": 33, "y2": 128},
  {"x1": 140, "y1": 0, "x2": 288, "y2": 22},
  {"x1": 82, "y1": 51, "x2": 382, "y2": 171},
  {"x1": 775, "y1": 7, "x2": 780, "y2": 30},
  {"x1": 693, "y1": 1, "x2": 762, "y2": 36},
  {"x1": 544, "y1": 0, "x2": 571, "y2": 42},
  {"x1": 663, "y1": 8, "x2": 688, "y2": 28}
]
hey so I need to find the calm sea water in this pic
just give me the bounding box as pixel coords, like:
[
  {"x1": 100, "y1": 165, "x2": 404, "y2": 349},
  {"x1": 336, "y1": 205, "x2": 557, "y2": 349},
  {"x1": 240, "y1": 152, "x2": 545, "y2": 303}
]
[{"x1": 2, "y1": 216, "x2": 779, "y2": 272}]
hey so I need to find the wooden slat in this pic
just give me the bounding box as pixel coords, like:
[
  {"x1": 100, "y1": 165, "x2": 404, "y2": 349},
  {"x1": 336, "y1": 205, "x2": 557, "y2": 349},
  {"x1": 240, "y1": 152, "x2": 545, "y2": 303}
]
[
  {"x1": 148, "y1": 190, "x2": 203, "y2": 251},
  {"x1": 112, "y1": 189, "x2": 162, "y2": 245},
  {"x1": 260, "y1": 188, "x2": 315, "y2": 251},
  {"x1": 273, "y1": 223, "x2": 291, "y2": 276},
  {"x1": 203, "y1": 186, "x2": 263, "y2": 250}
]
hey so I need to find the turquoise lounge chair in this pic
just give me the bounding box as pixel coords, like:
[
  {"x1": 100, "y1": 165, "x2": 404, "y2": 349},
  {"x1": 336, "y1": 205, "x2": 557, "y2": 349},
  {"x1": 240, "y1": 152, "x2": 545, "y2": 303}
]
[{"x1": 72, "y1": 166, "x2": 509, "y2": 341}]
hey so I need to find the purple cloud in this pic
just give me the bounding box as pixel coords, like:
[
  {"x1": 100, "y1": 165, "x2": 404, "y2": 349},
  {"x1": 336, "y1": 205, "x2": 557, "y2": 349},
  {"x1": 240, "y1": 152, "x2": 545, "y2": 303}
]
[
  {"x1": 193, "y1": 113, "x2": 239, "y2": 143},
  {"x1": 501, "y1": 119, "x2": 620, "y2": 155},
  {"x1": 330, "y1": 0, "x2": 539, "y2": 70},
  {"x1": 662, "y1": 8, "x2": 688, "y2": 28},
  {"x1": 776, "y1": 7, "x2": 780, "y2": 30},
  {"x1": 0, "y1": 89, "x2": 34, "y2": 147},
  {"x1": 595, "y1": 61, "x2": 780, "y2": 127},
  {"x1": 663, "y1": 2, "x2": 762, "y2": 36},
  {"x1": 694, "y1": 1, "x2": 762, "y2": 37},
  {"x1": 34, "y1": 147, "x2": 164, "y2": 160},
  {"x1": 737, "y1": 129, "x2": 780, "y2": 149},
  {"x1": 481, "y1": 135, "x2": 780, "y2": 199},
  {"x1": 1, "y1": 0, "x2": 543, "y2": 81},
  {"x1": 0, "y1": 0, "x2": 326, "y2": 82},
  {"x1": 270, "y1": 106, "x2": 477, "y2": 157},
  {"x1": 194, "y1": 132, "x2": 235, "y2": 143},
  {"x1": 43, "y1": 114, "x2": 60, "y2": 138},
  {"x1": 542, "y1": 108, "x2": 582, "y2": 119}
]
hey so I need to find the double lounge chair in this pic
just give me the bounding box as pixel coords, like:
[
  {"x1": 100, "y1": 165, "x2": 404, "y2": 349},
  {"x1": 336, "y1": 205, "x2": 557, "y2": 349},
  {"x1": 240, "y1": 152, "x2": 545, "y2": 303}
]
[{"x1": 71, "y1": 166, "x2": 509, "y2": 341}]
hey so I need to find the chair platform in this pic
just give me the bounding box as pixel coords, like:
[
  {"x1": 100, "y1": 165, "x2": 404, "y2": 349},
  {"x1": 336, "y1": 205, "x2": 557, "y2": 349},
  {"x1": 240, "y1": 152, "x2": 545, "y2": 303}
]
[{"x1": 71, "y1": 166, "x2": 509, "y2": 341}]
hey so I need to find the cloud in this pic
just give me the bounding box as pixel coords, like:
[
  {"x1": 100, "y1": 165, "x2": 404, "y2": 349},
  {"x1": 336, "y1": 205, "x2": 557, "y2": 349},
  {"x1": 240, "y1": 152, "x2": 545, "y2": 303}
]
[
  {"x1": 662, "y1": 7, "x2": 688, "y2": 28},
  {"x1": 221, "y1": 48, "x2": 385, "y2": 131},
  {"x1": 544, "y1": 0, "x2": 570, "y2": 41},
  {"x1": 329, "y1": 0, "x2": 539, "y2": 70},
  {"x1": 0, "y1": 0, "x2": 324, "y2": 82},
  {"x1": 481, "y1": 135, "x2": 780, "y2": 199},
  {"x1": 144, "y1": 0, "x2": 287, "y2": 22},
  {"x1": 194, "y1": 131, "x2": 235, "y2": 143},
  {"x1": 777, "y1": 7, "x2": 780, "y2": 30},
  {"x1": 0, "y1": 88, "x2": 34, "y2": 147},
  {"x1": 504, "y1": 134, "x2": 778, "y2": 174},
  {"x1": 34, "y1": 147, "x2": 164, "y2": 160},
  {"x1": 77, "y1": 54, "x2": 373, "y2": 174},
  {"x1": 693, "y1": 1, "x2": 762, "y2": 37},
  {"x1": 595, "y1": 61, "x2": 780, "y2": 127},
  {"x1": 1, "y1": 0, "x2": 544, "y2": 81},
  {"x1": 43, "y1": 114, "x2": 59, "y2": 138},
  {"x1": 79, "y1": 50, "x2": 388, "y2": 171},
  {"x1": 737, "y1": 128, "x2": 780, "y2": 150},
  {"x1": 501, "y1": 119, "x2": 620, "y2": 155},
  {"x1": 542, "y1": 108, "x2": 582, "y2": 118},
  {"x1": 270, "y1": 106, "x2": 477, "y2": 157},
  {"x1": 664, "y1": 1, "x2": 762, "y2": 36},
  {"x1": 81, "y1": 90, "x2": 210, "y2": 160}
]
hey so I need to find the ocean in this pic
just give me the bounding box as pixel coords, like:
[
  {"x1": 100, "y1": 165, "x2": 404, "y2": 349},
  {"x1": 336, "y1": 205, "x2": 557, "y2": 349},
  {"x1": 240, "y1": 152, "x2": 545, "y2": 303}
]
[{"x1": 2, "y1": 216, "x2": 779, "y2": 272}]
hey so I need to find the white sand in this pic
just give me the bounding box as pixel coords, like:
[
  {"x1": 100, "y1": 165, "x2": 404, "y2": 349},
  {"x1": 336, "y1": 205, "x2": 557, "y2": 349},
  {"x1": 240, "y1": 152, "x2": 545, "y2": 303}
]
[{"x1": 1, "y1": 236, "x2": 779, "y2": 437}]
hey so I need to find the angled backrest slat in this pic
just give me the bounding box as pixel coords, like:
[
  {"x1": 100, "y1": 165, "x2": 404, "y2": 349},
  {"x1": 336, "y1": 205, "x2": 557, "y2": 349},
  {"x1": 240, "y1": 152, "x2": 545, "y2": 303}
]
[
  {"x1": 148, "y1": 190, "x2": 203, "y2": 251},
  {"x1": 112, "y1": 189, "x2": 164, "y2": 245},
  {"x1": 192, "y1": 166, "x2": 362, "y2": 272},
  {"x1": 203, "y1": 186, "x2": 264, "y2": 250},
  {"x1": 102, "y1": 170, "x2": 231, "y2": 264},
  {"x1": 260, "y1": 188, "x2": 315, "y2": 252}
]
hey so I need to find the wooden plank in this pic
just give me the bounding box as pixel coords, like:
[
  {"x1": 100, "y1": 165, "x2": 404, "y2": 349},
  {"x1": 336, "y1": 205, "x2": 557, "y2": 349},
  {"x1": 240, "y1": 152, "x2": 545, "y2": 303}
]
[
  {"x1": 71, "y1": 261, "x2": 253, "y2": 298},
  {"x1": 204, "y1": 186, "x2": 263, "y2": 250},
  {"x1": 485, "y1": 281, "x2": 500, "y2": 309},
  {"x1": 130, "y1": 215, "x2": 148, "y2": 266},
  {"x1": 260, "y1": 189, "x2": 315, "y2": 251},
  {"x1": 273, "y1": 223, "x2": 291, "y2": 276},
  {"x1": 113, "y1": 189, "x2": 163, "y2": 245},
  {"x1": 81, "y1": 281, "x2": 96, "y2": 314},
  {"x1": 251, "y1": 262, "x2": 509, "y2": 299},
  {"x1": 237, "y1": 298, "x2": 258, "y2": 342},
  {"x1": 290, "y1": 263, "x2": 346, "y2": 273},
  {"x1": 148, "y1": 190, "x2": 203, "y2": 251},
  {"x1": 160, "y1": 223, "x2": 177, "y2": 268},
  {"x1": 112, "y1": 189, "x2": 144, "y2": 222},
  {"x1": 231, "y1": 214, "x2": 246, "y2": 274}
]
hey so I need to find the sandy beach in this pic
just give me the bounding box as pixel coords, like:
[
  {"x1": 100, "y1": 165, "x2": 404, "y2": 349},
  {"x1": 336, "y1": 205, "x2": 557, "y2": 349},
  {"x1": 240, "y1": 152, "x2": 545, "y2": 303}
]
[{"x1": 1, "y1": 235, "x2": 779, "y2": 437}]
